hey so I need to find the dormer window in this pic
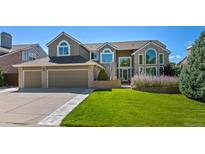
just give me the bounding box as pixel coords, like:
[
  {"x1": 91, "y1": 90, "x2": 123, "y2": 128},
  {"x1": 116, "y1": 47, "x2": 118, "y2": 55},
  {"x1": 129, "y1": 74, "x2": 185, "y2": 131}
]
[
  {"x1": 57, "y1": 40, "x2": 70, "y2": 56},
  {"x1": 100, "y1": 48, "x2": 114, "y2": 64}
]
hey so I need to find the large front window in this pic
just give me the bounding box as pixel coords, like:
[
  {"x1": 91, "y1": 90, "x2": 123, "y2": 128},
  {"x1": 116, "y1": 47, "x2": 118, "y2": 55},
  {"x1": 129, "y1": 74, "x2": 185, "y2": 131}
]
[
  {"x1": 119, "y1": 57, "x2": 131, "y2": 67},
  {"x1": 101, "y1": 48, "x2": 114, "y2": 63},
  {"x1": 57, "y1": 40, "x2": 70, "y2": 56},
  {"x1": 146, "y1": 67, "x2": 157, "y2": 76},
  {"x1": 146, "y1": 49, "x2": 156, "y2": 64}
]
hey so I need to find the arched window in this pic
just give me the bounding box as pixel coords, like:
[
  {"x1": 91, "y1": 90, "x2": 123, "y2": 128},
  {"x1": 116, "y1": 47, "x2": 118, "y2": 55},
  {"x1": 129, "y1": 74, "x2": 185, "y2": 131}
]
[
  {"x1": 146, "y1": 49, "x2": 157, "y2": 64},
  {"x1": 101, "y1": 48, "x2": 114, "y2": 63},
  {"x1": 57, "y1": 40, "x2": 70, "y2": 56}
]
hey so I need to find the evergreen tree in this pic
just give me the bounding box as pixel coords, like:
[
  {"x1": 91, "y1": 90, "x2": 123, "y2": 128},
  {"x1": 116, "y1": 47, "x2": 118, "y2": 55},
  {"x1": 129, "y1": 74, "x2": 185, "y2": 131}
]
[
  {"x1": 179, "y1": 31, "x2": 205, "y2": 102},
  {"x1": 97, "y1": 69, "x2": 109, "y2": 81}
]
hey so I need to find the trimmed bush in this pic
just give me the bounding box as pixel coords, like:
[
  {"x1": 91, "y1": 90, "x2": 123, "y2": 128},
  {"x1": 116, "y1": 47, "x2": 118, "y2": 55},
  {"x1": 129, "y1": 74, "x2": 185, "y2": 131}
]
[
  {"x1": 164, "y1": 62, "x2": 181, "y2": 77},
  {"x1": 97, "y1": 69, "x2": 109, "y2": 81},
  {"x1": 179, "y1": 31, "x2": 205, "y2": 102},
  {"x1": 131, "y1": 75, "x2": 179, "y2": 93},
  {"x1": 0, "y1": 69, "x2": 4, "y2": 87}
]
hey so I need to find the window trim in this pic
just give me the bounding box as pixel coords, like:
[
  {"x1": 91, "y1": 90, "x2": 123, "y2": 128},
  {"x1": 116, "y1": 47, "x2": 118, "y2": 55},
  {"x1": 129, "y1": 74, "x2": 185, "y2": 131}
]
[
  {"x1": 118, "y1": 56, "x2": 132, "y2": 68},
  {"x1": 138, "y1": 67, "x2": 144, "y2": 75},
  {"x1": 145, "y1": 48, "x2": 157, "y2": 65},
  {"x1": 22, "y1": 51, "x2": 37, "y2": 61},
  {"x1": 159, "y1": 53, "x2": 164, "y2": 65},
  {"x1": 22, "y1": 51, "x2": 28, "y2": 61},
  {"x1": 57, "y1": 40, "x2": 70, "y2": 57},
  {"x1": 90, "y1": 52, "x2": 99, "y2": 61},
  {"x1": 145, "y1": 66, "x2": 157, "y2": 76},
  {"x1": 138, "y1": 54, "x2": 144, "y2": 65},
  {"x1": 100, "y1": 48, "x2": 114, "y2": 64}
]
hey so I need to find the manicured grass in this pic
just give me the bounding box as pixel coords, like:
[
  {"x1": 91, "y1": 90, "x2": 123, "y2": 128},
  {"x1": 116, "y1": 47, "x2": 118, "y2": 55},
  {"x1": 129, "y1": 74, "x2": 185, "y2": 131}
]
[{"x1": 61, "y1": 89, "x2": 205, "y2": 127}]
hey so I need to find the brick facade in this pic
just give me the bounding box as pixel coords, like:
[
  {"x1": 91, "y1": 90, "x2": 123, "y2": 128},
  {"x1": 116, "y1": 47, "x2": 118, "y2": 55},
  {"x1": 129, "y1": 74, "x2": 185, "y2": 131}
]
[{"x1": 0, "y1": 51, "x2": 21, "y2": 74}]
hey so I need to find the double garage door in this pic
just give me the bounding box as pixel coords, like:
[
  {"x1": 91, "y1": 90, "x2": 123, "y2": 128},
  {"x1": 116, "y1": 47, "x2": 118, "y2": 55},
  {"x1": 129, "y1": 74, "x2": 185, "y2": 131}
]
[{"x1": 24, "y1": 70, "x2": 88, "y2": 88}]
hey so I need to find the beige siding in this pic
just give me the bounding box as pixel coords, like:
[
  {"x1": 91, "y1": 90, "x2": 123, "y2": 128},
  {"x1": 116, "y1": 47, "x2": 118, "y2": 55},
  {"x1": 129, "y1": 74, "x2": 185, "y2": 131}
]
[
  {"x1": 48, "y1": 70, "x2": 88, "y2": 88},
  {"x1": 47, "y1": 66, "x2": 88, "y2": 70},
  {"x1": 48, "y1": 34, "x2": 80, "y2": 57},
  {"x1": 79, "y1": 46, "x2": 89, "y2": 59},
  {"x1": 133, "y1": 43, "x2": 169, "y2": 75},
  {"x1": 98, "y1": 44, "x2": 117, "y2": 79},
  {"x1": 48, "y1": 34, "x2": 89, "y2": 60},
  {"x1": 24, "y1": 71, "x2": 42, "y2": 88}
]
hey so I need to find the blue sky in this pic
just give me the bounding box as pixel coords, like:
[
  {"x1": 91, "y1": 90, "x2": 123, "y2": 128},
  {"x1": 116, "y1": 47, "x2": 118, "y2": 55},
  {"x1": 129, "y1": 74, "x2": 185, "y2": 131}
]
[{"x1": 0, "y1": 26, "x2": 204, "y2": 63}]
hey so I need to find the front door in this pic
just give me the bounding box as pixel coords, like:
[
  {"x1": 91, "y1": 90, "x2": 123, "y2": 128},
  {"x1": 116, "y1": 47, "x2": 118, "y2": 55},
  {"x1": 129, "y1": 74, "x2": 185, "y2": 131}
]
[
  {"x1": 122, "y1": 69, "x2": 128, "y2": 81},
  {"x1": 119, "y1": 68, "x2": 131, "y2": 82}
]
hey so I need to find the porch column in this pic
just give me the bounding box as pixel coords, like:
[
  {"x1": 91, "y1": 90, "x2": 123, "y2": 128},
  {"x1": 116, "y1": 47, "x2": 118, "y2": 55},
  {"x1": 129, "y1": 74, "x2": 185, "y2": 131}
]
[
  {"x1": 18, "y1": 67, "x2": 24, "y2": 88},
  {"x1": 41, "y1": 67, "x2": 48, "y2": 88},
  {"x1": 88, "y1": 65, "x2": 94, "y2": 88}
]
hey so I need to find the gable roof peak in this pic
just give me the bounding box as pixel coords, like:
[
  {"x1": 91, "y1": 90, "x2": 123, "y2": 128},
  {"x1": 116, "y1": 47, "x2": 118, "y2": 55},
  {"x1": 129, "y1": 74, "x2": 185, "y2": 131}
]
[{"x1": 46, "y1": 32, "x2": 82, "y2": 47}]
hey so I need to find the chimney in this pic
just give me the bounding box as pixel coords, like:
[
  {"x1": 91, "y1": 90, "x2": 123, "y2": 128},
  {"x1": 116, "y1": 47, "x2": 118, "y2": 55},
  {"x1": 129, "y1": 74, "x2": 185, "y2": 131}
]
[{"x1": 0, "y1": 32, "x2": 12, "y2": 49}]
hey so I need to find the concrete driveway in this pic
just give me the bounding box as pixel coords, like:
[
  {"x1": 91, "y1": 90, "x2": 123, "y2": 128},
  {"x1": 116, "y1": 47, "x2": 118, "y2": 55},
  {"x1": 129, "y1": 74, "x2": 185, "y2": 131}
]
[{"x1": 0, "y1": 88, "x2": 87, "y2": 126}]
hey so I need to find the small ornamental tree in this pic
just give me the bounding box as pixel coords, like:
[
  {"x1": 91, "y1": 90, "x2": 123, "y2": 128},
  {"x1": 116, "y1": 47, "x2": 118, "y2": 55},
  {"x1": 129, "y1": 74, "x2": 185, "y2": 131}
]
[
  {"x1": 0, "y1": 68, "x2": 4, "y2": 87},
  {"x1": 97, "y1": 69, "x2": 109, "y2": 81},
  {"x1": 179, "y1": 31, "x2": 205, "y2": 102}
]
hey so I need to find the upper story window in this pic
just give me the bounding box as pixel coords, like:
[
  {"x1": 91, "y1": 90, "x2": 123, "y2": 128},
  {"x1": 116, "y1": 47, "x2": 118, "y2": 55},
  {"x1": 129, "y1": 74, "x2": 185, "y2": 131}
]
[
  {"x1": 119, "y1": 57, "x2": 131, "y2": 67},
  {"x1": 91, "y1": 52, "x2": 99, "y2": 61},
  {"x1": 101, "y1": 48, "x2": 114, "y2": 64},
  {"x1": 159, "y1": 53, "x2": 164, "y2": 64},
  {"x1": 22, "y1": 51, "x2": 37, "y2": 61},
  {"x1": 57, "y1": 40, "x2": 70, "y2": 56},
  {"x1": 138, "y1": 54, "x2": 144, "y2": 65},
  {"x1": 146, "y1": 49, "x2": 157, "y2": 64}
]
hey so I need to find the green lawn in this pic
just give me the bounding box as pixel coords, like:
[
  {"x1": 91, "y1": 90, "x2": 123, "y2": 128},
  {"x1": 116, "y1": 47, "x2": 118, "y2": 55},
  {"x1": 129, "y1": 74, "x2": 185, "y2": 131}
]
[{"x1": 61, "y1": 89, "x2": 205, "y2": 127}]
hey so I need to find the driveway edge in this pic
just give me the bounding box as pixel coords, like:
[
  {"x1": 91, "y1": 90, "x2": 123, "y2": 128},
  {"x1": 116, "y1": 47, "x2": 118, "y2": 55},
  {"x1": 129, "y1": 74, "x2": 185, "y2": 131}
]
[{"x1": 38, "y1": 88, "x2": 94, "y2": 126}]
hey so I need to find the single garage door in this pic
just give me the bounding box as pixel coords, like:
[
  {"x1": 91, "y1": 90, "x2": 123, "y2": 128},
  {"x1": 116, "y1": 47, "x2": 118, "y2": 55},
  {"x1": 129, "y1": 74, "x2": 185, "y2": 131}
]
[
  {"x1": 48, "y1": 70, "x2": 88, "y2": 88},
  {"x1": 24, "y1": 71, "x2": 42, "y2": 88}
]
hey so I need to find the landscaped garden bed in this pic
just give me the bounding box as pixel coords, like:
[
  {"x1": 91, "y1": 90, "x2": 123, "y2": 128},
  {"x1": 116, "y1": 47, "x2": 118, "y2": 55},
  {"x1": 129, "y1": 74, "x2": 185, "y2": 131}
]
[
  {"x1": 61, "y1": 89, "x2": 205, "y2": 127},
  {"x1": 131, "y1": 75, "x2": 180, "y2": 94}
]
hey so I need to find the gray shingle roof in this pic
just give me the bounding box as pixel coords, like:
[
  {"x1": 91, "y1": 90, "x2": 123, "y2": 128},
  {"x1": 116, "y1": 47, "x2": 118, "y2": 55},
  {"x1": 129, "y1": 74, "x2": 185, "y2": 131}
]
[
  {"x1": 0, "y1": 44, "x2": 39, "y2": 53},
  {"x1": 13, "y1": 56, "x2": 103, "y2": 68},
  {"x1": 85, "y1": 40, "x2": 166, "y2": 51},
  {"x1": 49, "y1": 56, "x2": 88, "y2": 64}
]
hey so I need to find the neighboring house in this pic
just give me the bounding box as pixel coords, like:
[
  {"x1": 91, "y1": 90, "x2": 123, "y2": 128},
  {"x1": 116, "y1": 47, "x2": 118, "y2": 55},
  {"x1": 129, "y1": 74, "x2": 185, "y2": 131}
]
[
  {"x1": 0, "y1": 32, "x2": 47, "y2": 85},
  {"x1": 14, "y1": 32, "x2": 171, "y2": 88},
  {"x1": 178, "y1": 46, "x2": 191, "y2": 66}
]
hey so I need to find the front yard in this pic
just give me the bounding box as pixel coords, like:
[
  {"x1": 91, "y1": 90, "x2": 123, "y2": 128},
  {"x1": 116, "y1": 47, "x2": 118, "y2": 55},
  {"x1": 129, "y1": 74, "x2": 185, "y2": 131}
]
[{"x1": 61, "y1": 89, "x2": 205, "y2": 127}]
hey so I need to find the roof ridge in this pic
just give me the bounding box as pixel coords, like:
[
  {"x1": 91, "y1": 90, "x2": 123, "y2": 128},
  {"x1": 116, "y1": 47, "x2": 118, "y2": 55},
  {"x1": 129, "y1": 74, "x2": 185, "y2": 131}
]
[
  {"x1": 12, "y1": 43, "x2": 38, "y2": 46},
  {"x1": 85, "y1": 40, "x2": 161, "y2": 45}
]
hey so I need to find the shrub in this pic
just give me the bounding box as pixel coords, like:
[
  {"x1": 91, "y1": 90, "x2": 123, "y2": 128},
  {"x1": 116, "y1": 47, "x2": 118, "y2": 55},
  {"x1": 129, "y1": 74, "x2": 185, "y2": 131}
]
[
  {"x1": 179, "y1": 31, "x2": 205, "y2": 102},
  {"x1": 131, "y1": 75, "x2": 179, "y2": 89},
  {"x1": 0, "y1": 69, "x2": 4, "y2": 87},
  {"x1": 164, "y1": 62, "x2": 181, "y2": 77},
  {"x1": 97, "y1": 69, "x2": 109, "y2": 81}
]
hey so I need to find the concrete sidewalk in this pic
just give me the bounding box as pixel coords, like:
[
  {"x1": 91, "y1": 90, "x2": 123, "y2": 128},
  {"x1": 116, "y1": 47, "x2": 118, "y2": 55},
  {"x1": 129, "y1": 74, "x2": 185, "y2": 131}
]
[{"x1": 38, "y1": 89, "x2": 93, "y2": 126}]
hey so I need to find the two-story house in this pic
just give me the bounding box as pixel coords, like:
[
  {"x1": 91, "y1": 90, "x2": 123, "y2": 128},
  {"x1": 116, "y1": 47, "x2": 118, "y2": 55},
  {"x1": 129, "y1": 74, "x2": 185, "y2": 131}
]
[
  {"x1": 0, "y1": 32, "x2": 47, "y2": 85},
  {"x1": 14, "y1": 32, "x2": 171, "y2": 88}
]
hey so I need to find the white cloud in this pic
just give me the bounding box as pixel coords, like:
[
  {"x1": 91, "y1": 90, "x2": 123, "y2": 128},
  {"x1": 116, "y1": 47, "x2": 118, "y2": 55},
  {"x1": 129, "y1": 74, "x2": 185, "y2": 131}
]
[{"x1": 169, "y1": 55, "x2": 181, "y2": 59}]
